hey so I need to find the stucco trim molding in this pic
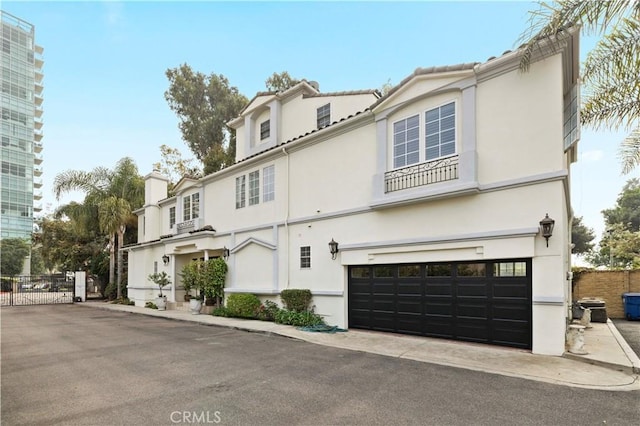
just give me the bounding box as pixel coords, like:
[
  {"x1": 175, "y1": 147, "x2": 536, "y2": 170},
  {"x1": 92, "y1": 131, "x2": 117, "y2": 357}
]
[
  {"x1": 340, "y1": 227, "x2": 539, "y2": 251},
  {"x1": 311, "y1": 290, "x2": 344, "y2": 297},
  {"x1": 225, "y1": 288, "x2": 280, "y2": 295},
  {"x1": 231, "y1": 237, "x2": 276, "y2": 253},
  {"x1": 480, "y1": 170, "x2": 568, "y2": 193},
  {"x1": 532, "y1": 296, "x2": 565, "y2": 306}
]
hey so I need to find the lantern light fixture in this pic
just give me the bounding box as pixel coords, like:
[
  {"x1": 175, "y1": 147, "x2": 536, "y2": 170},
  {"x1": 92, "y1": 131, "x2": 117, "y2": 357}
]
[
  {"x1": 539, "y1": 214, "x2": 555, "y2": 247},
  {"x1": 329, "y1": 238, "x2": 339, "y2": 260}
]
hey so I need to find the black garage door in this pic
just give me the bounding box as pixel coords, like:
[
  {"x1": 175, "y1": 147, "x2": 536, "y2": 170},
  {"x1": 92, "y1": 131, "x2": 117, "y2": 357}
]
[{"x1": 348, "y1": 259, "x2": 531, "y2": 349}]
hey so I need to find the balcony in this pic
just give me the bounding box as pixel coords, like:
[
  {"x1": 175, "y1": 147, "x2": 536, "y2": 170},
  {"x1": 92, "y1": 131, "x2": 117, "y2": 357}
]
[
  {"x1": 385, "y1": 155, "x2": 459, "y2": 193},
  {"x1": 34, "y1": 141, "x2": 43, "y2": 153},
  {"x1": 33, "y1": 191, "x2": 43, "y2": 200},
  {"x1": 34, "y1": 130, "x2": 43, "y2": 141},
  {"x1": 34, "y1": 94, "x2": 43, "y2": 107},
  {"x1": 34, "y1": 152, "x2": 43, "y2": 165},
  {"x1": 33, "y1": 178, "x2": 42, "y2": 188},
  {"x1": 35, "y1": 44, "x2": 44, "y2": 55},
  {"x1": 35, "y1": 70, "x2": 44, "y2": 84},
  {"x1": 33, "y1": 167, "x2": 42, "y2": 176},
  {"x1": 35, "y1": 57, "x2": 44, "y2": 69},
  {"x1": 34, "y1": 117, "x2": 43, "y2": 130},
  {"x1": 35, "y1": 82, "x2": 43, "y2": 95},
  {"x1": 33, "y1": 203, "x2": 42, "y2": 212}
]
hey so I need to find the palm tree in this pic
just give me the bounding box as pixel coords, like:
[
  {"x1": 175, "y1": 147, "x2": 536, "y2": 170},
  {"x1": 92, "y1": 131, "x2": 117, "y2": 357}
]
[
  {"x1": 518, "y1": 1, "x2": 640, "y2": 173},
  {"x1": 54, "y1": 158, "x2": 144, "y2": 297}
]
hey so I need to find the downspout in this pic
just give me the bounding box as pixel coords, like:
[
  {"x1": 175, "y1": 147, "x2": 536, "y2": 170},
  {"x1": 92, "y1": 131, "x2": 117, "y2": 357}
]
[{"x1": 282, "y1": 147, "x2": 290, "y2": 289}]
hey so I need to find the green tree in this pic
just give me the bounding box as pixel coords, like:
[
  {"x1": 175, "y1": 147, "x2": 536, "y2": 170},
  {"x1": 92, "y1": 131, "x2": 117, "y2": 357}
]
[
  {"x1": 265, "y1": 71, "x2": 301, "y2": 92},
  {"x1": 152, "y1": 144, "x2": 201, "y2": 186},
  {"x1": 29, "y1": 246, "x2": 45, "y2": 275},
  {"x1": 518, "y1": 1, "x2": 640, "y2": 173},
  {"x1": 587, "y1": 223, "x2": 640, "y2": 268},
  {"x1": 586, "y1": 179, "x2": 640, "y2": 268},
  {"x1": 54, "y1": 157, "x2": 144, "y2": 298},
  {"x1": 602, "y1": 178, "x2": 640, "y2": 231},
  {"x1": 571, "y1": 216, "x2": 596, "y2": 254},
  {"x1": 0, "y1": 238, "x2": 30, "y2": 276},
  {"x1": 165, "y1": 64, "x2": 248, "y2": 174}
]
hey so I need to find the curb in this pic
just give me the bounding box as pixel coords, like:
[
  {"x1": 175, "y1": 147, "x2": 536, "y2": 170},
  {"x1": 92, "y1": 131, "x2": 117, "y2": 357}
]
[
  {"x1": 607, "y1": 320, "x2": 640, "y2": 374},
  {"x1": 562, "y1": 320, "x2": 640, "y2": 374}
]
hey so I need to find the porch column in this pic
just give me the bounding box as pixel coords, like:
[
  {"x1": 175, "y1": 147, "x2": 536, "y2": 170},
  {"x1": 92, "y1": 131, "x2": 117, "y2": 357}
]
[
  {"x1": 204, "y1": 250, "x2": 209, "y2": 261},
  {"x1": 170, "y1": 254, "x2": 176, "y2": 303}
]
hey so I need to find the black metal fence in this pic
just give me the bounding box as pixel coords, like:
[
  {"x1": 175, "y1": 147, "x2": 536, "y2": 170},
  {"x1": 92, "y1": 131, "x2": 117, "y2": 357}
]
[
  {"x1": 0, "y1": 275, "x2": 75, "y2": 306},
  {"x1": 385, "y1": 155, "x2": 459, "y2": 193}
]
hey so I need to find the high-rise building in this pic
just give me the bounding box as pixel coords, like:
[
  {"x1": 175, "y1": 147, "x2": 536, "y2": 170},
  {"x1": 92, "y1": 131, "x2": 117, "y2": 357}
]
[{"x1": 1, "y1": 11, "x2": 43, "y2": 271}]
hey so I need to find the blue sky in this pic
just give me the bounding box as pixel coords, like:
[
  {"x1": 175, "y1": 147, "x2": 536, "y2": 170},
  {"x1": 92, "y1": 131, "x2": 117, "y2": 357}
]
[{"x1": 3, "y1": 1, "x2": 636, "y2": 246}]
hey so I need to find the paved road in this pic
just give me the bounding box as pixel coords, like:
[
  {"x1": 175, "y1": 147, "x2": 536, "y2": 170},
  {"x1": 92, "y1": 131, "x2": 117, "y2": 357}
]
[
  {"x1": 2, "y1": 305, "x2": 639, "y2": 426},
  {"x1": 613, "y1": 319, "x2": 640, "y2": 358}
]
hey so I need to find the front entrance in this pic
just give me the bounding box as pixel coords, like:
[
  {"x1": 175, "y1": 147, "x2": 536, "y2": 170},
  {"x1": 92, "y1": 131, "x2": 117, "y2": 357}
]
[{"x1": 348, "y1": 259, "x2": 532, "y2": 349}]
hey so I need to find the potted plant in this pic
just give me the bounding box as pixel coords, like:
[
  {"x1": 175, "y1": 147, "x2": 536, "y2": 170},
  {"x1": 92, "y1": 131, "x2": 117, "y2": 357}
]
[
  {"x1": 181, "y1": 260, "x2": 204, "y2": 314},
  {"x1": 203, "y1": 258, "x2": 227, "y2": 308},
  {"x1": 148, "y1": 271, "x2": 171, "y2": 311}
]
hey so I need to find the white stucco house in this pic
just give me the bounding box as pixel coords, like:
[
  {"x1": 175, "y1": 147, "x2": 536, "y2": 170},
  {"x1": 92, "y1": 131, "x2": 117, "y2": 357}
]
[{"x1": 126, "y1": 29, "x2": 580, "y2": 356}]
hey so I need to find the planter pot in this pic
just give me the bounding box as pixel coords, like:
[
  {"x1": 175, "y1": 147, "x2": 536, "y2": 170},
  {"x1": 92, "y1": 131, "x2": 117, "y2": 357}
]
[
  {"x1": 189, "y1": 299, "x2": 203, "y2": 315},
  {"x1": 156, "y1": 296, "x2": 167, "y2": 311}
]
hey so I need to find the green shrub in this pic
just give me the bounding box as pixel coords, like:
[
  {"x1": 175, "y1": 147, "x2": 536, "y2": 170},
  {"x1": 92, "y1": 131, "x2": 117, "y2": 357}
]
[
  {"x1": 274, "y1": 309, "x2": 325, "y2": 327},
  {"x1": 256, "y1": 300, "x2": 280, "y2": 321},
  {"x1": 280, "y1": 289, "x2": 312, "y2": 312},
  {"x1": 226, "y1": 293, "x2": 261, "y2": 318},
  {"x1": 104, "y1": 282, "x2": 117, "y2": 300},
  {"x1": 145, "y1": 301, "x2": 158, "y2": 309},
  {"x1": 211, "y1": 306, "x2": 229, "y2": 317}
]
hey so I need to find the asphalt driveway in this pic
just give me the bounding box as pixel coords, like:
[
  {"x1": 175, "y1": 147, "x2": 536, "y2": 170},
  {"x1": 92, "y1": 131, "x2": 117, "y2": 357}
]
[{"x1": 2, "y1": 305, "x2": 639, "y2": 426}]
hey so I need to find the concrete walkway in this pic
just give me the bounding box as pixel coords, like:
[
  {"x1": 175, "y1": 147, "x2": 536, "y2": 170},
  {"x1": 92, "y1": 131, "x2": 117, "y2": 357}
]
[{"x1": 77, "y1": 301, "x2": 640, "y2": 392}]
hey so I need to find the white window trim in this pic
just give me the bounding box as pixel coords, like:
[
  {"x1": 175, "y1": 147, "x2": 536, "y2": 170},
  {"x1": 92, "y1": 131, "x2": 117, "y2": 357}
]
[
  {"x1": 235, "y1": 176, "x2": 246, "y2": 209},
  {"x1": 300, "y1": 246, "x2": 311, "y2": 269},
  {"x1": 182, "y1": 193, "x2": 199, "y2": 221},
  {"x1": 263, "y1": 165, "x2": 275, "y2": 202},
  {"x1": 390, "y1": 100, "x2": 458, "y2": 171},
  {"x1": 249, "y1": 170, "x2": 260, "y2": 206}
]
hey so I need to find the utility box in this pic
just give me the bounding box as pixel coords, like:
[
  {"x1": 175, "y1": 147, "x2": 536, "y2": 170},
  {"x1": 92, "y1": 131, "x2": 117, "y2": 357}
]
[
  {"x1": 622, "y1": 293, "x2": 640, "y2": 320},
  {"x1": 577, "y1": 299, "x2": 607, "y2": 323}
]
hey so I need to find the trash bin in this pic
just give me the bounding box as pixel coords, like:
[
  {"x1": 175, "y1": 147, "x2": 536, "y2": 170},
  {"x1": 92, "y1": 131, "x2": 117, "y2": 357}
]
[
  {"x1": 577, "y1": 299, "x2": 608, "y2": 323},
  {"x1": 622, "y1": 293, "x2": 640, "y2": 320}
]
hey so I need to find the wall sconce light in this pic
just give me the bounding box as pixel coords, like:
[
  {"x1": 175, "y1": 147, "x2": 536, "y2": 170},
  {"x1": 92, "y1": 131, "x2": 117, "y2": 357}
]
[
  {"x1": 162, "y1": 254, "x2": 170, "y2": 265},
  {"x1": 539, "y1": 214, "x2": 555, "y2": 247},
  {"x1": 223, "y1": 246, "x2": 230, "y2": 260},
  {"x1": 328, "y1": 238, "x2": 339, "y2": 260}
]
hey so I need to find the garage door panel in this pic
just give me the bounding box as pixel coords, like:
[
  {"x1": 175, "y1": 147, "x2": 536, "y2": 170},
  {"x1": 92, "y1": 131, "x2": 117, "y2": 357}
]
[
  {"x1": 372, "y1": 282, "x2": 394, "y2": 294},
  {"x1": 350, "y1": 297, "x2": 371, "y2": 311},
  {"x1": 349, "y1": 311, "x2": 371, "y2": 328},
  {"x1": 492, "y1": 303, "x2": 529, "y2": 322},
  {"x1": 456, "y1": 320, "x2": 489, "y2": 342},
  {"x1": 425, "y1": 282, "x2": 452, "y2": 296},
  {"x1": 424, "y1": 299, "x2": 453, "y2": 316},
  {"x1": 456, "y1": 302, "x2": 489, "y2": 319},
  {"x1": 348, "y1": 260, "x2": 531, "y2": 349},
  {"x1": 397, "y1": 314, "x2": 422, "y2": 334},
  {"x1": 457, "y1": 282, "x2": 488, "y2": 297},
  {"x1": 397, "y1": 297, "x2": 422, "y2": 314},
  {"x1": 398, "y1": 282, "x2": 421, "y2": 295},
  {"x1": 371, "y1": 298, "x2": 394, "y2": 312},
  {"x1": 493, "y1": 282, "x2": 528, "y2": 299},
  {"x1": 371, "y1": 311, "x2": 395, "y2": 331},
  {"x1": 492, "y1": 321, "x2": 530, "y2": 348},
  {"x1": 425, "y1": 318, "x2": 454, "y2": 338}
]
